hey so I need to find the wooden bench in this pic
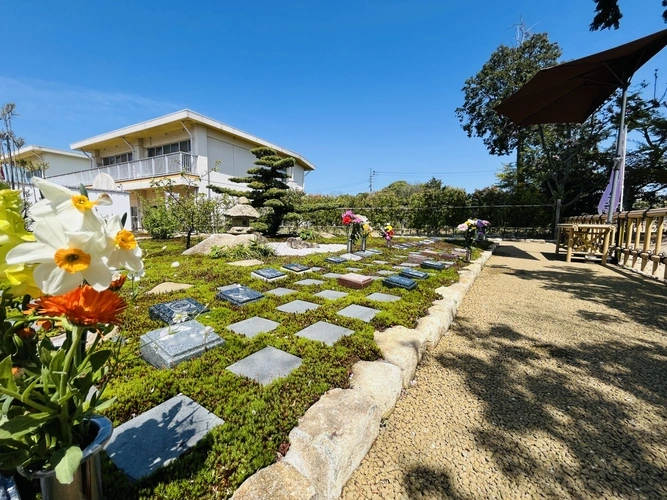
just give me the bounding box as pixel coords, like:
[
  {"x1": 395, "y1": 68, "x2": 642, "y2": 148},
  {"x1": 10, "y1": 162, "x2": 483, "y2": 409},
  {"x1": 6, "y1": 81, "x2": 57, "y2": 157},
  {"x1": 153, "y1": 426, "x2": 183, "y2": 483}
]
[{"x1": 556, "y1": 223, "x2": 615, "y2": 263}]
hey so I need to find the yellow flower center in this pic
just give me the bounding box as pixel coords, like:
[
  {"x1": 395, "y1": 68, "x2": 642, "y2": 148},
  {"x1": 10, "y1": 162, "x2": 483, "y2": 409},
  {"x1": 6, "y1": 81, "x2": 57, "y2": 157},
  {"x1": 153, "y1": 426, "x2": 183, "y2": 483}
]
[
  {"x1": 115, "y1": 229, "x2": 137, "y2": 250},
  {"x1": 54, "y1": 248, "x2": 91, "y2": 273},
  {"x1": 71, "y1": 195, "x2": 97, "y2": 212}
]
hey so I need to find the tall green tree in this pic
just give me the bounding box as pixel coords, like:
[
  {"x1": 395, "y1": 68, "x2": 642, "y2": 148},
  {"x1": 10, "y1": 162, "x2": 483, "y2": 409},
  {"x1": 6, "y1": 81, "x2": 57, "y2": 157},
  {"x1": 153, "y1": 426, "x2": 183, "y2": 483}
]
[
  {"x1": 455, "y1": 32, "x2": 562, "y2": 184},
  {"x1": 590, "y1": 0, "x2": 667, "y2": 30},
  {"x1": 211, "y1": 147, "x2": 295, "y2": 235}
]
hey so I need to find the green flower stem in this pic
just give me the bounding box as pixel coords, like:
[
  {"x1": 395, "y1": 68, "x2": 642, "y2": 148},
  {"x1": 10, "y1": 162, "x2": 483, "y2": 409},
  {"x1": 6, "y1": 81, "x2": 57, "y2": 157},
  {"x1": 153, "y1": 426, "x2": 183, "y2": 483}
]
[
  {"x1": 0, "y1": 386, "x2": 56, "y2": 414},
  {"x1": 58, "y1": 325, "x2": 85, "y2": 446}
]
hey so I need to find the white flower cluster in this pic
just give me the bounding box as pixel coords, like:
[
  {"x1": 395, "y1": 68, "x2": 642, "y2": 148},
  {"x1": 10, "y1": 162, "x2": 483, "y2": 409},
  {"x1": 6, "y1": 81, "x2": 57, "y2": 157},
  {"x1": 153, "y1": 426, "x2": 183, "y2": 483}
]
[{"x1": 6, "y1": 178, "x2": 144, "y2": 296}]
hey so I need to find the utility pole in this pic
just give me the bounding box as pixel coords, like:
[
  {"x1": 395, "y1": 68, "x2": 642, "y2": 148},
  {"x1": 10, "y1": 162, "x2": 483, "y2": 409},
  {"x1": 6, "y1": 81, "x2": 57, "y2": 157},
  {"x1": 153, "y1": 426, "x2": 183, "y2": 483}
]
[{"x1": 369, "y1": 169, "x2": 377, "y2": 192}]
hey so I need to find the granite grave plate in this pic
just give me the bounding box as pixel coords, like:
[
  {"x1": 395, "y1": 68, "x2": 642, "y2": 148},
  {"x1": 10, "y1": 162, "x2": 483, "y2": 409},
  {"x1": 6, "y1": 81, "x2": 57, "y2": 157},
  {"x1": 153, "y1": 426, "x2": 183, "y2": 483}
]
[
  {"x1": 295, "y1": 321, "x2": 354, "y2": 346},
  {"x1": 148, "y1": 298, "x2": 209, "y2": 325},
  {"x1": 366, "y1": 249, "x2": 382, "y2": 254},
  {"x1": 383, "y1": 275, "x2": 418, "y2": 290},
  {"x1": 140, "y1": 320, "x2": 225, "y2": 369},
  {"x1": 276, "y1": 300, "x2": 320, "y2": 313},
  {"x1": 294, "y1": 279, "x2": 325, "y2": 286},
  {"x1": 421, "y1": 260, "x2": 448, "y2": 270},
  {"x1": 226, "y1": 346, "x2": 302, "y2": 385},
  {"x1": 346, "y1": 267, "x2": 362, "y2": 272},
  {"x1": 282, "y1": 263, "x2": 311, "y2": 273},
  {"x1": 337, "y1": 304, "x2": 380, "y2": 322},
  {"x1": 251, "y1": 268, "x2": 287, "y2": 282},
  {"x1": 340, "y1": 253, "x2": 362, "y2": 261},
  {"x1": 267, "y1": 287, "x2": 296, "y2": 297},
  {"x1": 226, "y1": 316, "x2": 280, "y2": 338},
  {"x1": 322, "y1": 272, "x2": 343, "y2": 279},
  {"x1": 216, "y1": 284, "x2": 265, "y2": 306},
  {"x1": 408, "y1": 253, "x2": 428, "y2": 264},
  {"x1": 372, "y1": 260, "x2": 389, "y2": 265},
  {"x1": 325, "y1": 256, "x2": 347, "y2": 264},
  {"x1": 399, "y1": 268, "x2": 430, "y2": 280},
  {"x1": 398, "y1": 262, "x2": 419, "y2": 268},
  {"x1": 309, "y1": 266, "x2": 323, "y2": 272},
  {"x1": 439, "y1": 253, "x2": 460, "y2": 260},
  {"x1": 105, "y1": 394, "x2": 224, "y2": 482},
  {"x1": 377, "y1": 270, "x2": 397, "y2": 275},
  {"x1": 366, "y1": 292, "x2": 401, "y2": 303},
  {"x1": 314, "y1": 290, "x2": 349, "y2": 300},
  {"x1": 338, "y1": 272, "x2": 373, "y2": 289},
  {"x1": 353, "y1": 251, "x2": 375, "y2": 258}
]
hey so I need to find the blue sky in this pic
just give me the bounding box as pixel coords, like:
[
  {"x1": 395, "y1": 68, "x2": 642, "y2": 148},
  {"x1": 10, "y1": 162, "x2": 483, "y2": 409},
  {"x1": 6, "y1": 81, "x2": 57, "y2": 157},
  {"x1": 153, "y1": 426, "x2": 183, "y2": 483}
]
[{"x1": 2, "y1": 0, "x2": 666, "y2": 195}]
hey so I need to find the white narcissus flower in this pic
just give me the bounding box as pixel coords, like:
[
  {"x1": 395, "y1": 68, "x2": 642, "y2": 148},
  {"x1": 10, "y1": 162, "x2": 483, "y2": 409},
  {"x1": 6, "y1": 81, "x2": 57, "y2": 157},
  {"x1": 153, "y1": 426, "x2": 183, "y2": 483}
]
[
  {"x1": 30, "y1": 177, "x2": 111, "y2": 231},
  {"x1": 105, "y1": 215, "x2": 144, "y2": 274},
  {"x1": 6, "y1": 217, "x2": 112, "y2": 296}
]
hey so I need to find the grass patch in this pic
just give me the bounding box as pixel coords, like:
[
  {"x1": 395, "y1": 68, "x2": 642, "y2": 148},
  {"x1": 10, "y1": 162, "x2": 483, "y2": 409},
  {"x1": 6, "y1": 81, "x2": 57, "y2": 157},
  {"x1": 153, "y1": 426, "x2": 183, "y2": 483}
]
[{"x1": 92, "y1": 236, "x2": 468, "y2": 499}]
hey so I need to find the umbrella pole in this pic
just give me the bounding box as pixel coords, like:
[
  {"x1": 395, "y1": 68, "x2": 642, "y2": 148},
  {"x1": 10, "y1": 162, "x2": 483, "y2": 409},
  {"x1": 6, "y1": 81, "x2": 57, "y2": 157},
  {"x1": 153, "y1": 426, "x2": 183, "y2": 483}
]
[{"x1": 606, "y1": 84, "x2": 629, "y2": 224}]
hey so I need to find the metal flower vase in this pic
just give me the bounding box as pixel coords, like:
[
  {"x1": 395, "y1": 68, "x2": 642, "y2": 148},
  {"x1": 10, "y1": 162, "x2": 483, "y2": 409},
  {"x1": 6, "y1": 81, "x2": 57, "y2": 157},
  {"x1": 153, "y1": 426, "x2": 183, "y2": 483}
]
[
  {"x1": 465, "y1": 248, "x2": 472, "y2": 262},
  {"x1": 346, "y1": 237, "x2": 353, "y2": 253},
  {"x1": 18, "y1": 416, "x2": 113, "y2": 500},
  {"x1": 361, "y1": 237, "x2": 367, "y2": 251}
]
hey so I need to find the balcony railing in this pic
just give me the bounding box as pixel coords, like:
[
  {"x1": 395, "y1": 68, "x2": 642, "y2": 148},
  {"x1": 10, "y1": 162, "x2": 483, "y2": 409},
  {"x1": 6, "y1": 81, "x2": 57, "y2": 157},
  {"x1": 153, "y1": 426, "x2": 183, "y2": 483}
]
[{"x1": 46, "y1": 152, "x2": 197, "y2": 188}]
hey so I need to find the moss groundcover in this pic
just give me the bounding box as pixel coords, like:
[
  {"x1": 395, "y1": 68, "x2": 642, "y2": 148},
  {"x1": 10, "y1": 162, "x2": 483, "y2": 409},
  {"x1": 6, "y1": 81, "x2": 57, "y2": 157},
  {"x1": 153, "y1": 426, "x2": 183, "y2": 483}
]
[{"x1": 88, "y1": 237, "x2": 482, "y2": 499}]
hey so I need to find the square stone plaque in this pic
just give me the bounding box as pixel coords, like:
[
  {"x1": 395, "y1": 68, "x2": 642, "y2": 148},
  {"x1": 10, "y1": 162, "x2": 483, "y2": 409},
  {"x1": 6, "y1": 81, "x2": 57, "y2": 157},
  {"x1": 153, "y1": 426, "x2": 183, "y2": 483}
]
[
  {"x1": 439, "y1": 252, "x2": 460, "y2": 260},
  {"x1": 251, "y1": 268, "x2": 287, "y2": 282},
  {"x1": 140, "y1": 320, "x2": 225, "y2": 368},
  {"x1": 226, "y1": 316, "x2": 280, "y2": 338},
  {"x1": 366, "y1": 249, "x2": 382, "y2": 254},
  {"x1": 353, "y1": 251, "x2": 375, "y2": 258},
  {"x1": 366, "y1": 292, "x2": 401, "y2": 303},
  {"x1": 105, "y1": 394, "x2": 224, "y2": 482},
  {"x1": 267, "y1": 287, "x2": 296, "y2": 297},
  {"x1": 314, "y1": 290, "x2": 349, "y2": 300},
  {"x1": 421, "y1": 260, "x2": 449, "y2": 270},
  {"x1": 148, "y1": 298, "x2": 209, "y2": 325},
  {"x1": 276, "y1": 300, "x2": 320, "y2": 313},
  {"x1": 346, "y1": 267, "x2": 363, "y2": 272},
  {"x1": 226, "y1": 346, "x2": 302, "y2": 385},
  {"x1": 282, "y1": 263, "x2": 311, "y2": 273},
  {"x1": 216, "y1": 284, "x2": 265, "y2": 306},
  {"x1": 383, "y1": 275, "x2": 418, "y2": 290},
  {"x1": 338, "y1": 272, "x2": 373, "y2": 289},
  {"x1": 322, "y1": 272, "x2": 343, "y2": 279},
  {"x1": 399, "y1": 268, "x2": 430, "y2": 280},
  {"x1": 377, "y1": 270, "x2": 397, "y2": 276},
  {"x1": 294, "y1": 279, "x2": 325, "y2": 286},
  {"x1": 408, "y1": 253, "x2": 428, "y2": 264},
  {"x1": 340, "y1": 253, "x2": 362, "y2": 261},
  {"x1": 337, "y1": 304, "x2": 380, "y2": 322},
  {"x1": 295, "y1": 321, "x2": 354, "y2": 346},
  {"x1": 398, "y1": 262, "x2": 419, "y2": 267},
  {"x1": 325, "y1": 256, "x2": 347, "y2": 264}
]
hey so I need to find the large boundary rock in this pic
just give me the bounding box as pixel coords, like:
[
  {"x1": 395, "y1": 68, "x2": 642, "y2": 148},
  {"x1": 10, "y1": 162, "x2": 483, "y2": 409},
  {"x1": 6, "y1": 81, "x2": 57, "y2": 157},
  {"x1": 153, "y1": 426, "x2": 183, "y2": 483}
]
[{"x1": 182, "y1": 234, "x2": 258, "y2": 255}]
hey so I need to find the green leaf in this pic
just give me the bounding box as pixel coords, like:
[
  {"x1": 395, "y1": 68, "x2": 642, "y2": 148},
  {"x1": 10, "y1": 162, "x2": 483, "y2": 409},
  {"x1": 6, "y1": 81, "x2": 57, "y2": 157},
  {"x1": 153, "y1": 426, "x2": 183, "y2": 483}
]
[
  {"x1": 91, "y1": 396, "x2": 115, "y2": 413},
  {"x1": 52, "y1": 445, "x2": 83, "y2": 484},
  {"x1": 85, "y1": 349, "x2": 112, "y2": 374},
  {"x1": 0, "y1": 356, "x2": 16, "y2": 392},
  {"x1": 78, "y1": 184, "x2": 88, "y2": 198},
  {"x1": 0, "y1": 412, "x2": 50, "y2": 440}
]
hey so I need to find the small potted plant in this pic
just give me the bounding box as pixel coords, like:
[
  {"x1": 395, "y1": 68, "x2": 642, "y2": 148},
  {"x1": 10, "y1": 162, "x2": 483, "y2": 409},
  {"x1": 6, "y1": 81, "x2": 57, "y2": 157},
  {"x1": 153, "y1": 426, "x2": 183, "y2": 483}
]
[{"x1": 0, "y1": 178, "x2": 144, "y2": 499}]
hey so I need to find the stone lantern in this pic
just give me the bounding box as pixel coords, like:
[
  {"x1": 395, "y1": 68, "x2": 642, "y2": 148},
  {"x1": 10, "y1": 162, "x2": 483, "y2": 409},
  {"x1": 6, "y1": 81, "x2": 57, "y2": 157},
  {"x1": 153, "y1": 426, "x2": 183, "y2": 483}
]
[{"x1": 224, "y1": 197, "x2": 260, "y2": 234}]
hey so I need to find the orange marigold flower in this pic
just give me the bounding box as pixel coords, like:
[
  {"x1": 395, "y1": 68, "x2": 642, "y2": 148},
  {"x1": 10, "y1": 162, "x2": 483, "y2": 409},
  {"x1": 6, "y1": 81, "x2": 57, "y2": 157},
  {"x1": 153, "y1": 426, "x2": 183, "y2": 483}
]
[
  {"x1": 12, "y1": 366, "x2": 24, "y2": 378},
  {"x1": 36, "y1": 285, "x2": 126, "y2": 326},
  {"x1": 36, "y1": 319, "x2": 54, "y2": 331},
  {"x1": 108, "y1": 274, "x2": 127, "y2": 292}
]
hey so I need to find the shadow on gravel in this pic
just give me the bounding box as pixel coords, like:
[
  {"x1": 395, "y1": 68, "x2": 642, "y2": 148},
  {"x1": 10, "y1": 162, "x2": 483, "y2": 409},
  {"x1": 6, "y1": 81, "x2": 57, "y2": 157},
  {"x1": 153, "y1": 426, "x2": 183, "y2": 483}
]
[
  {"x1": 506, "y1": 263, "x2": 667, "y2": 331},
  {"x1": 434, "y1": 320, "x2": 667, "y2": 499},
  {"x1": 491, "y1": 245, "x2": 539, "y2": 260}
]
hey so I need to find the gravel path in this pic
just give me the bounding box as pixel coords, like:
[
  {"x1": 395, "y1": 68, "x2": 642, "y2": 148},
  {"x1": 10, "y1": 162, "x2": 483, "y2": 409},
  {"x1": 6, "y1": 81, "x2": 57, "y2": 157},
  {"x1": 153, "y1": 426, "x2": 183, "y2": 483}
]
[{"x1": 342, "y1": 241, "x2": 667, "y2": 500}]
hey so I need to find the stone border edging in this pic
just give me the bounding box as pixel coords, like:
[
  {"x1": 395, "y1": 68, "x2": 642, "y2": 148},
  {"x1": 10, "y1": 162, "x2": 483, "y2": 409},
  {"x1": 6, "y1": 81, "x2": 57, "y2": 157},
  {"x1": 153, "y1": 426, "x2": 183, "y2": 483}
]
[{"x1": 231, "y1": 245, "x2": 497, "y2": 500}]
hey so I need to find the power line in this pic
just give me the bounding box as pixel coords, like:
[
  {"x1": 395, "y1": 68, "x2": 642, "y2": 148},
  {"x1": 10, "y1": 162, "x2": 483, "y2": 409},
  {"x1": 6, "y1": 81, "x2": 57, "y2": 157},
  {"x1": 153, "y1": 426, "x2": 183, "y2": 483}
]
[{"x1": 374, "y1": 170, "x2": 499, "y2": 176}]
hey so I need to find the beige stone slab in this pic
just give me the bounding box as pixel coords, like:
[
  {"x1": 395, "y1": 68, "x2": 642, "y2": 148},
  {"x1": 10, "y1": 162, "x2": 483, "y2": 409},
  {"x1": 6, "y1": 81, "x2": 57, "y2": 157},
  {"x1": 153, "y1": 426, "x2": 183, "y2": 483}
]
[
  {"x1": 146, "y1": 282, "x2": 194, "y2": 295},
  {"x1": 227, "y1": 259, "x2": 264, "y2": 267}
]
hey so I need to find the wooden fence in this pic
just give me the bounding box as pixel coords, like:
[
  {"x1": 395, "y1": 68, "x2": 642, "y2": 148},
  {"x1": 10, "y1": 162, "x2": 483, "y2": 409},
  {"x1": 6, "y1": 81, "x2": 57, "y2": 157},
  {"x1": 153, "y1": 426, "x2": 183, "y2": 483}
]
[{"x1": 563, "y1": 208, "x2": 667, "y2": 280}]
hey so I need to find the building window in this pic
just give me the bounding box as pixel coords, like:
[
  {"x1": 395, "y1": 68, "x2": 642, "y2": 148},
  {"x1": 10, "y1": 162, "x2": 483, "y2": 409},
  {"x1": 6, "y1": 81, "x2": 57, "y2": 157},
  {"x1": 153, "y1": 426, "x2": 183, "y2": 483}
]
[
  {"x1": 147, "y1": 140, "x2": 191, "y2": 158},
  {"x1": 102, "y1": 152, "x2": 133, "y2": 166}
]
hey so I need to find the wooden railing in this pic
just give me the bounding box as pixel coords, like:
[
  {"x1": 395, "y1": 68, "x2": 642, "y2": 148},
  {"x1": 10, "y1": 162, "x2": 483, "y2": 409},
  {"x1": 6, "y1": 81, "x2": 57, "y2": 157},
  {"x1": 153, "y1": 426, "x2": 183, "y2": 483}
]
[{"x1": 563, "y1": 208, "x2": 667, "y2": 280}]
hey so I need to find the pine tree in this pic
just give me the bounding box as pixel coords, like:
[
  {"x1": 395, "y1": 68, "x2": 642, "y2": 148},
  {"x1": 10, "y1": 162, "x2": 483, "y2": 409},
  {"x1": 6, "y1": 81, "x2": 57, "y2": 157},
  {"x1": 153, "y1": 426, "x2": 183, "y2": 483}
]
[{"x1": 211, "y1": 147, "x2": 295, "y2": 235}]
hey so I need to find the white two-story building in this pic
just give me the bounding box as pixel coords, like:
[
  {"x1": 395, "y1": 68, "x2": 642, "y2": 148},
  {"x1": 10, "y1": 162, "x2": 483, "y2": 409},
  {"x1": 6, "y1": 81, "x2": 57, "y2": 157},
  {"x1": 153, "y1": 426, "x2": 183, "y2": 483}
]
[{"x1": 44, "y1": 109, "x2": 315, "y2": 229}]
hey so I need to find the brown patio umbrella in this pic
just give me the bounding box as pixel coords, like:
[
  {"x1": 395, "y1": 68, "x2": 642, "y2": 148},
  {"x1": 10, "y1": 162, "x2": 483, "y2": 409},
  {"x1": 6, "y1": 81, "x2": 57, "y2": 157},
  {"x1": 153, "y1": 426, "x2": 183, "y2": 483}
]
[
  {"x1": 494, "y1": 29, "x2": 667, "y2": 125},
  {"x1": 494, "y1": 29, "x2": 667, "y2": 222}
]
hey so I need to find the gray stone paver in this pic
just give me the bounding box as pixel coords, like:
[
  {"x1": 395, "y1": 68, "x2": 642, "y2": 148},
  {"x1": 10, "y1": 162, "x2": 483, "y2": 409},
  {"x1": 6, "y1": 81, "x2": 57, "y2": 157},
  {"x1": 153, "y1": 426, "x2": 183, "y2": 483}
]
[
  {"x1": 314, "y1": 290, "x2": 349, "y2": 300},
  {"x1": 267, "y1": 287, "x2": 296, "y2": 296},
  {"x1": 226, "y1": 346, "x2": 302, "y2": 385},
  {"x1": 322, "y1": 272, "x2": 343, "y2": 279},
  {"x1": 294, "y1": 321, "x2": 354, "y2": 346},
  {"x1": 226, "y1": 316, "x2": 280, "y2": 338},
  {"x1": 106, "y1": 394, "x2": 223, "y2": 482},
  {"x1": 277, "y1": 300, "x2": 320, "y2": 314},
  {"x1": 366, "y1": 292, "x2": 401, "y2": 303},
  {"x1": 342, "y1": 242, "x2": 667, "y2": 500},
  {"x1": 294, "y1": 279, "x2": 325, "y2": 286},
  {"x1": 337, "y1": 304, "x2": 380, "y2": 322}
]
